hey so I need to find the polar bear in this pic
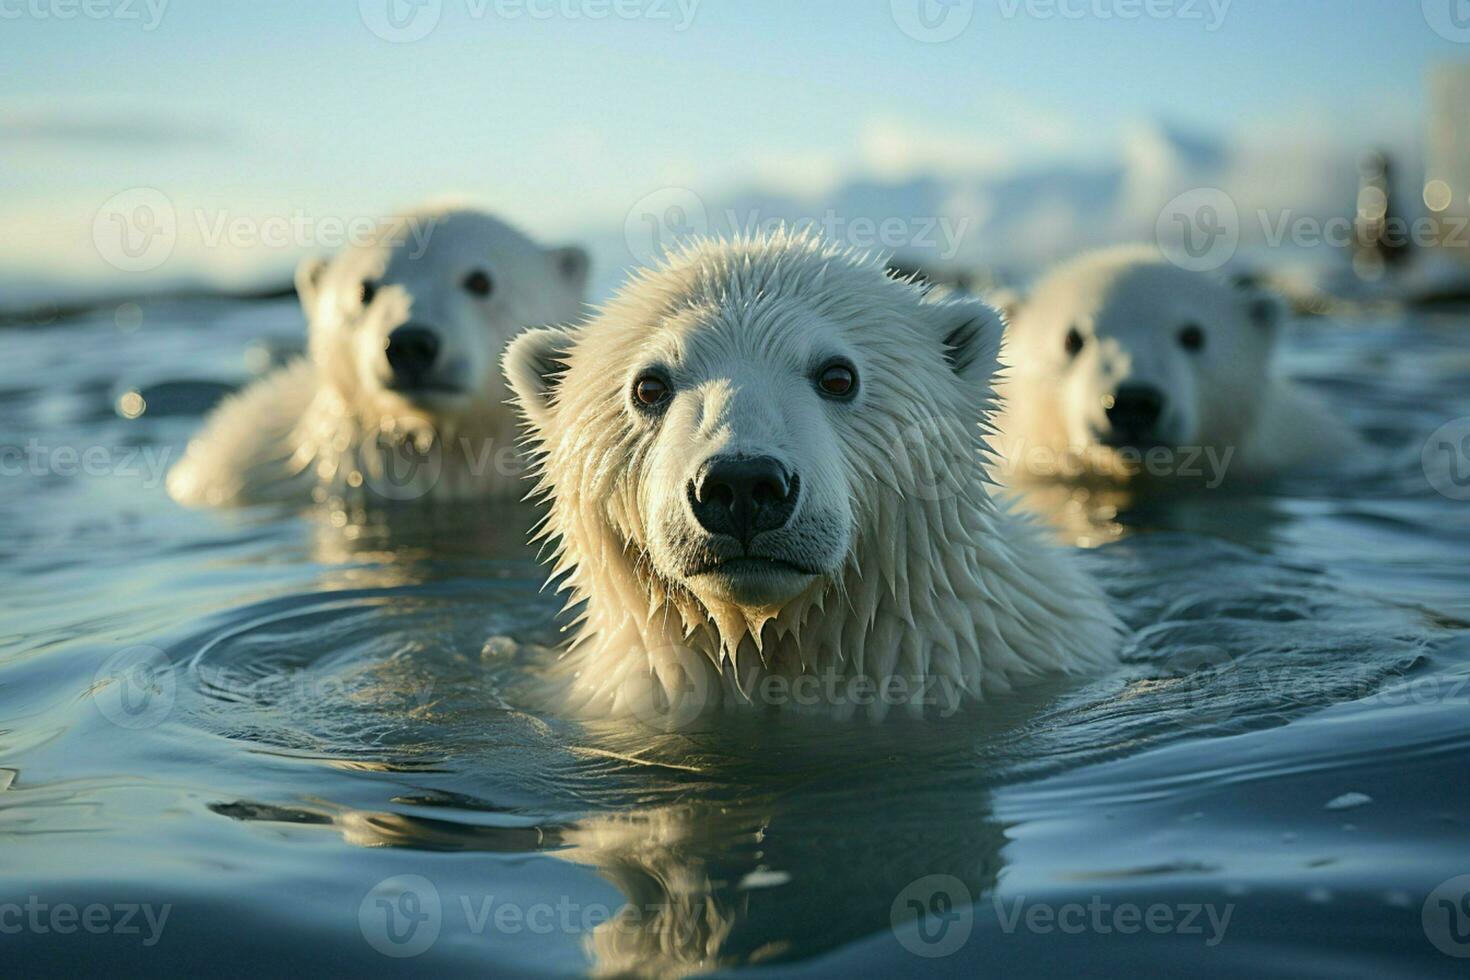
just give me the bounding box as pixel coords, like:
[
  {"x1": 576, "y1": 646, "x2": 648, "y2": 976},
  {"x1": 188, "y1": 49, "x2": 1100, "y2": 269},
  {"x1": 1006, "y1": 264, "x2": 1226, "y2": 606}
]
[
  {"x1": 994, "y1": 246, "x2": 1355, "y2": 487},
  {"x1": 503, "y1": 232, "x2": 1120, "y2": 723},
  {"x1": 168, "y1": 206, "x2": 588, "y2": 507}
]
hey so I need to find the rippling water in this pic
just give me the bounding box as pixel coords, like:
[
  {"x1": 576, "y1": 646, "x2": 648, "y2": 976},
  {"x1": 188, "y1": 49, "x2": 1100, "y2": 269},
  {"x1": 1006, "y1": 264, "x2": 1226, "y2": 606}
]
[{"x1": 3, "y1": 297, "x2": 1470, "y2": 977}]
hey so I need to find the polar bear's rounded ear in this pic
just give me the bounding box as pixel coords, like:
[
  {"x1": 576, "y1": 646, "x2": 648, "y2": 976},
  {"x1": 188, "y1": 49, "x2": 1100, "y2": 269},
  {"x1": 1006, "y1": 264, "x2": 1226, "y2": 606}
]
[
  {"x1": 1245, "y1": 293, "x2": 1285, "y2": 333},
  {"x1": 922, "y1": 295, "x2": 1005, "y2": 387},
  {"x1": 1237, "y1": 287, "x2": 1287, "y2": 354},
  {"x1": 295, "y1": 256, "x2": 329, "y2": 319},
  {"x1": 1230, "y1": 272, "x2": 1286, "y2": 334},
  {"x1": 549, "y1": 246, "x2": 590, "y2": 294},
  {"x1": 503, "y1": 324, "x2": 579, "y2": 433}
]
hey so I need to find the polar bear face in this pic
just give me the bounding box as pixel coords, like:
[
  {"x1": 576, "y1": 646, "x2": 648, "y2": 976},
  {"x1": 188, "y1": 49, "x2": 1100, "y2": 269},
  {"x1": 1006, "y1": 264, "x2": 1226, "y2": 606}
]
[
  {"x1": 296, "y1": 208, "x2": 587, "y2": 428},
  {"x1": 1003, "y1": 248, "x2": 1279, "y2": 459},
  {"x1": 505, "y1": 234, "x2": 1002, "y2": 628}
]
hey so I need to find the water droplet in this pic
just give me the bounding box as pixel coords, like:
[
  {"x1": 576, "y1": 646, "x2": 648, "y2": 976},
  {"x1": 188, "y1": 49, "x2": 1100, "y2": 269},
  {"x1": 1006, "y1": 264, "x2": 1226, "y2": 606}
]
[
  {"x1": 1424, "y1": 179, "x2": 1454, "y2": 213},
  {"x1": 117, "y1": 390, "x2": 146, "y2": 419},
  {"x1": 115, "y1": 302, "x2": 143, "y2": 332}
]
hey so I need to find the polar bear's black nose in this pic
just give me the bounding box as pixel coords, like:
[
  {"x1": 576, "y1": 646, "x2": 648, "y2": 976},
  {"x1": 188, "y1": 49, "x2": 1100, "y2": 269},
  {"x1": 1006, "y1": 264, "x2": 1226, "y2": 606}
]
[
  {"x1": 385, "y1": 326, "x2": 441, "y2": 384},
  {"x1": 1105, "y1": 384, "x2": 1166, "y2": 442},
  {"x1": 689, "y1": 455, "x2": 799, "y2": 547}
]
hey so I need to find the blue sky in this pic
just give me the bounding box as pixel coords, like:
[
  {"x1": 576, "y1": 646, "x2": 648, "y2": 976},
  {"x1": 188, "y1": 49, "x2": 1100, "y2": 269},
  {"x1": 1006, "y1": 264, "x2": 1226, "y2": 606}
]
[{"x1": 1, "y1": 0, "x2": 1464, "y2": 291}]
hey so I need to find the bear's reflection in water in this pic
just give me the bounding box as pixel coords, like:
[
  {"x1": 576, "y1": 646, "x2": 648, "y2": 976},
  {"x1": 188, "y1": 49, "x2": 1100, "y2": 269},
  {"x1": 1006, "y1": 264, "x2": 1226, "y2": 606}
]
[
  {"x1": 1002, "y1": 477, "x2": 1293, "y2": 552},
  {"x1": 210, "y1": 715, "x2": 1023, "y2": 977},
  {"x1": 305, "y1": 498, "x2": 545, "y2": 575},
  {"x1": 554, "y1": 789, "x2": 1008, "y2": 977}
]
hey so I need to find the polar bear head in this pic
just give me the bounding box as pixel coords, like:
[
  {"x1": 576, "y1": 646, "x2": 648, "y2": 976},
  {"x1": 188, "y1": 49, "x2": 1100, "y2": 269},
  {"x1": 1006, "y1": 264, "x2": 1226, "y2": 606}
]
[
  {"x1": 1001, "y1": 246, "x2": 1281, "y2": 465},
  {"x1": 296, "y1": 206, "x2": 587, "y2": 430},
  {"x1": 503, "y1": 232, "x2": 1005, "y2": 643}
]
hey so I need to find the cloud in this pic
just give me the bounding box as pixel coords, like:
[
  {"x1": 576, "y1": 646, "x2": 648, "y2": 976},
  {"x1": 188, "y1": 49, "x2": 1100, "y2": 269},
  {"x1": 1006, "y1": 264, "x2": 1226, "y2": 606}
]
[
  {"x1": 0, "y1": 106, "x2": 226, "y2": 148},
  {"x1": 858, "y1": 116, "x2": 1014, "y2": 181},
  {"x1": 1, "y1": 118, "x2": 223, "y2": 147},
  {"x1": 746, "y1": 149, "x2": 847, "y2": 199}
]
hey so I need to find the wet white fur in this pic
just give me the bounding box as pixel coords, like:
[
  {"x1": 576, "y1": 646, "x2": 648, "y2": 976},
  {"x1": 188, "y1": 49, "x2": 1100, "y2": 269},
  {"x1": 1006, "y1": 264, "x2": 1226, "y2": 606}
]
[
  {"x1": 168, "y1": 206, "x2": 587, "y2": 506},
  {"x1": 995, "y1": 245, "x2": 1356, "y2": 484},
  {"x1": 505, "y1": 232, "x2": 1120, "y2": 722}
]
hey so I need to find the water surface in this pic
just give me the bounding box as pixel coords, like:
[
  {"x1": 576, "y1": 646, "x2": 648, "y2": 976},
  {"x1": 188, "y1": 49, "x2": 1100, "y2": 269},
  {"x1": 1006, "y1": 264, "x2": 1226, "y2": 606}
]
[{"x1": 3, "y1": 298, "x2": 1470, "y2": 977}]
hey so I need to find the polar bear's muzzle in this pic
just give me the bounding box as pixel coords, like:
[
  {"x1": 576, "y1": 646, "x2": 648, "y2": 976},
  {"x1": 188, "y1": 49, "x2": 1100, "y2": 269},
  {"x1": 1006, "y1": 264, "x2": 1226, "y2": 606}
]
[
  {"x1": 1099, "y1": 383, "x2": 1171, "y2": 449},
  {"x1": 687, "y1": 454, "x2": 799, "y2": 548},
  {"x1": 662, "y1": 452, "x2": 844, "y2": 607},
  {"x1": 381, "y1": 323, "x2": 467, "y2": 396}
]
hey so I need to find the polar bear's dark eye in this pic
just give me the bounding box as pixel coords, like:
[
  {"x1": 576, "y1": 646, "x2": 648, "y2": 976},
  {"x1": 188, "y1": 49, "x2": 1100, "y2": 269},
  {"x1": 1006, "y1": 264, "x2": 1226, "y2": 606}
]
[
  {"x1": 816, "y1": 360, "x2": 858, "y2": 399},
  {"x1": 462, "y1": 269, "x2": 494, "y2": 298},
  {"x1": 1178, "y1": 323, "x2": 1206, "y2": 353},
  {"x1": 1064, "y1": 327, "x2": 1086, "y2": 358},
  {"x1": 632, "y1": 373, "x2": 671, "y2": 410},
  {"x1": 359, "y1": 281, "x2": 378, "y2": 307}
]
